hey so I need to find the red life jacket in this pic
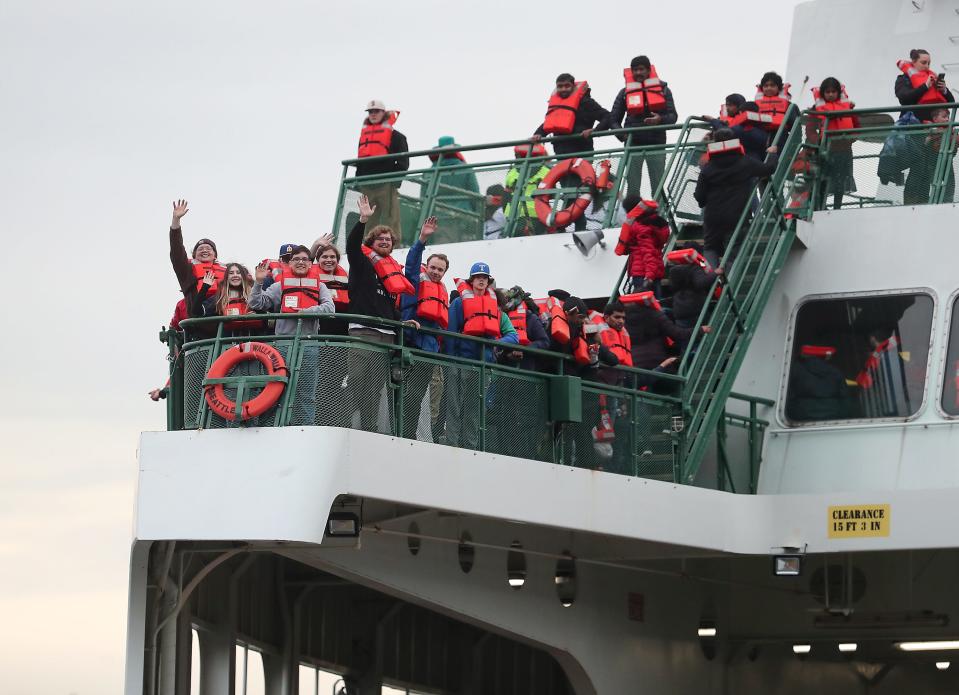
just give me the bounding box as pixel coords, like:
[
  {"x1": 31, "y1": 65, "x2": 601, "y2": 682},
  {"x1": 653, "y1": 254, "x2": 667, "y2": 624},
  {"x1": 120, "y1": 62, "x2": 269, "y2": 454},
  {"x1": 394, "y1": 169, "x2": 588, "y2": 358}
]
[
  {"x1": 318, "y1": 265, "x2": 350, "y2": 311},
  {"x1": 587, "y1": 309, "x2": 605, "y2": 326},
  {"x1": 623, "y1": 66, "x2": 667, "y2": 115},
  {"x1": 192, "y1": 261, "x2": 226, "y2": 297},
  {"x1": 545, "y1": 296, "x2": 570, "y2": 344},
  {"x1": 705, "y1": 138, "x2": 745, "y2": 160},
  {"x1": 261, "y1": 259, "x2": 286, "y2": 282},
  {"x1": 599, "y1": 325, "x2": 633, "y2": 366},
  {"x1": 508, "y1": 304, "x2": 530, "y2": 345},
  {"x1": 615, "y1": 199, "x2": 659, "y2": 255},
  {"x1": 543, "y1": 81, "x2": 588, "y2": 135},
  {"x1": 620, "y1": 291, "x2": 662, "y2": 311},
  {"x1": 593, "y1": 394, "x2": 616, "y2": 443},
  {"x1": 856, "y1": 336, "x2": 899, "y2": 389},
  {"x1": 811, "y1": 86, "x2": 857, "y2": 131},
  {"x1": 667, "y1": 248, "x2": 713, "y2": 271},
  {"x1": 801, "y1": 345, "x2": 836, "y2": 359},
  {"x1": 357, "y1": 111, "x2": 398, "y2": 158},
  {"x1": 754, "y1": 83, "x2": 792, "y2": 131},
  {"x1": 897, "y1": 60, "x2": 947, "y2": 105},
  {"x1": 363, "y1": 246, "x2": 415, "y2": 297},
  {"x1": 224, "y1": 292, "x2": 265, "y2": 330},
  {"x1": 279, "y1": 265, "x2": 322, "y2": 313},
  {"x1": 456, "y1": 279, "x2": 500, "y2": 338},
  {"x1": 416, "y1": 267, "x2": 449, "y2": 329}
]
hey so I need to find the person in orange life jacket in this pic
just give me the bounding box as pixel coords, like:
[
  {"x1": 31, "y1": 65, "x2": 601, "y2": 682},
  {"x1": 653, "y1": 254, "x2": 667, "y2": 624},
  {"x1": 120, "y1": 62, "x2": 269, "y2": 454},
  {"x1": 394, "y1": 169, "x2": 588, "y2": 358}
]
[
  {"x1": 755, "y1": 71, "x2": 795, "y2": 129},
  {"x1": 703, "y1": 95, "x2": 769, "y2": 161},
  {"x1": 400, "y1": 216, "x2": 448, "y2": 352},
  {"x1": 443, "y1": 263, "x2": 518, "y2": 448},
  {"x1": 693, "y1": 128, "x2": 779, "y2": 270},
  {"x1": 307, "y1": 233, "x2": 350, "y2": 335},
  {"x1": 667, "y1": 242, "x2": 718, "y2": 332},
  {"x1": 786, "y1": 345, "x2": 850, "y2": 422},
  {"x1": 596, "y1": 301, "x2": 631, "y2": 387},
  {"x1": 397, "y1": 217, "x2": 449, "y2": 441},
  {"x1": 531, "y1": 73, "x2": 611, "y2": 157},
  {"x1": 619, "y1": 194, "x2": 670, "y2": 297},
  {"x1": 355, "y1": 99, "x2": 409, "y2": 236},
  {"x1": 905, "y1": 107, "x2": 957, "y2": 204},
  {"x1": 248, "y1": 246, "x2": 335, "y2": 335},
  {"x1": 609, "y1": 55, "x2": 679, "y2": 199},
  {"x1": 191, "y1": 263, "x2": 267, "y2": 337},
  {"x1": 498, "y1": 286, "x2": 550, "y2": 371},
  {"x1": 166, "y1": 199, "x2": 224, "y2": 328},
  {"x1": 895, "y1": 49, "x2": 953, "y2": 117},
  {"x1": 625, "y1": 300, "x2": 709, "y2": 376},
  {"x1": 260, "y1": 243, "x2": 299, "y2": 290},
  {"x1": 806, "y1": 77, "x2": 860, "y2": 210},
  {"x1": 546, "y1": 296, "x2": 618, "y2": 380}
]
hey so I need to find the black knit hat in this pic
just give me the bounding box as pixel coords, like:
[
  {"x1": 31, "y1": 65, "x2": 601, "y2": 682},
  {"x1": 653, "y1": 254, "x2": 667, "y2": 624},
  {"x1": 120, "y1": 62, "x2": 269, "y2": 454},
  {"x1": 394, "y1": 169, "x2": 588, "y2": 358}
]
[{"x1": 192, "y1": 238, "x2": 217, "y2": 258}]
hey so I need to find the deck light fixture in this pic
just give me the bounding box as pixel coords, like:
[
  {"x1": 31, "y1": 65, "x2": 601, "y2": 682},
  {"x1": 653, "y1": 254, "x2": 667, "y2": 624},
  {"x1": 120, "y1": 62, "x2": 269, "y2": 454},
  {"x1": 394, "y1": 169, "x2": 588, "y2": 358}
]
[
  {"x1": 698, "y1": 620, "x2": 718, "y2": 660},
  {"x1": 936, "y1": 661, "x2": 951, "y2": 670},
  {"x1": 326, "y1": 512, "x2": 360, "y2": 537},
  {"x1": 896, "y1": 640, "x2": 959, "y2": 652},
  {"x1": 771, "y1": 545, "x2": 806, "y2": 577},
  {"x1": 838, "y1": 643, "x2": 857, "y2": 653},
  {"x1": 792, "y1": 644, "x2": 812, "y2": 655}
]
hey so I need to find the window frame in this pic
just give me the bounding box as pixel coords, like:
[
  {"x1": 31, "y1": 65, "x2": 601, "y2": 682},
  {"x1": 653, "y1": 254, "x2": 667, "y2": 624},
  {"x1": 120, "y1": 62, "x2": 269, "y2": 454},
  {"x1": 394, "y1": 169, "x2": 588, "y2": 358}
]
[
  {"x1": 934, "y1": 288, "x2": 959, "y2": 419},
  {"x1": 779, "y1": 287, "x2": 938, "y2": 428}
]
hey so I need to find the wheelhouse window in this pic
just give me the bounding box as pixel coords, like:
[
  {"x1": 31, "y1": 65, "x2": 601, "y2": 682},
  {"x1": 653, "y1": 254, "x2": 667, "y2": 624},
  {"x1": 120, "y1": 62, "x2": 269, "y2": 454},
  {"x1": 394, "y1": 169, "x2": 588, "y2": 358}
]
[
  {"x1": 941, "y1": 296, "x2": 959, "y2": 415},
  {"x1": 785, "y1": 293, "x2": 934, "y2": 424}
]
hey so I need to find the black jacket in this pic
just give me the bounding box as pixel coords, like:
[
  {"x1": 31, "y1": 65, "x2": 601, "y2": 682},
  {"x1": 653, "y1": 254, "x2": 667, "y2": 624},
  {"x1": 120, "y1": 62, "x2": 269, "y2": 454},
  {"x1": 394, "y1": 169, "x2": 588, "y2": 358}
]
[
  {"x1": 785, "y1": 356, "x2": 850, "y2": 422},
  {"x1": 625, "y1": 305, "x2": 691, "y2": 370},
  {"x1": 669, "y1": 263, "x2": 715, "y2": 323},
  {"x1": 355, "y1": 130, "x2": 410, "y2": 178},
  {"x1": 895, "y1": 74, "x2": 954, "y2": 116},
  {"x1": 694, "y1": 152, "x2": 778, "y2": 243},
  {"x1": 548, "y1": 323, "x2": 618, "y2": 380},
  {"x1": 535, "y1": 91, "x2": 611, "y2": 155},
  {"x1": 346, "y1": 221, "x2": 401, "y2": 323},
  {"x1": 706, "y1": 118, "x2": 769, "y2": 161},
  {"x1": 609, "y1": 83, "x2": 678, "y2": 145}
]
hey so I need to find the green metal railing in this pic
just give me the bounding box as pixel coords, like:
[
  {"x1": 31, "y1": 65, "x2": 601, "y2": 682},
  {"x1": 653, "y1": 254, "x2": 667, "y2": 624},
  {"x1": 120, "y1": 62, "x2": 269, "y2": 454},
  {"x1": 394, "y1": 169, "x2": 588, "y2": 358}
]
[
  {"x1": 331, "y1": 121, "x2": 713, "y2": 247},
  {"x1": 165, "y1": 313, "x2": 769, "y2": 489},
  {"x1": 800, "y1": 101, "x2": 959, "y2": 214}
]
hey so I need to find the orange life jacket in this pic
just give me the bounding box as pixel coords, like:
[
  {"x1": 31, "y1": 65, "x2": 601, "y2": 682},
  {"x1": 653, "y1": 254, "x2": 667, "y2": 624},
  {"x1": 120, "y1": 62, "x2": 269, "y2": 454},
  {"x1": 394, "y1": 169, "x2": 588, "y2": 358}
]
[
  {"x1": 592, "y1": 394, "x2": 616, "y2": 443},
  {"x1": 705, "y1": 138, "x2": 745, "y2": 160},
  {"x1": 357, "y1": 112, "x2": 398, "y2": 158},
  {"x1": 811, "y1": 86, "x2": 856, "y2": 131},
  {"x1": 897, "y1": 60, "x2": 947, "y2": 105},
  {"x1": 620, "y1": 291, "x2": 662, "y2": 311},
  {"x1": 508, "y1": 305, "x2": 530, "y2": 345},
  {"x1": 856, "y1": 336, "x2": 899, "y2": 389},
  {"x1": 318, "y1": 265, "x2": 350, "y2": 310},
  {"x1": 599, "y1": 325, "x2": 633, "y2": 366},
  {"x1": 623, "y1": 66, "x2": 667, "y2": 115},
  {"x1": 543, "y1": 81, "x2": 588, "y2": 135},
  {"x1": 192, "y1": 261, "x2": 226, "y2": 297},
  {"x1": 545, "y1": 296, "x2": 570, "y2": 344},
  {"x1": 587, "y1": 309, "x2": 606, "y2": 326},
  {"x1": 224, "y1": 292, "x2": 265, "y2": 330},
  {"x1": 666, "y1": 248, "x2": 713, "y2": 271},
  {"x1": 456, "y1": 279, "x2": 500, "y2": 338},
  {"x1": 416, "y1": 267, "x2": 449, "y2": 329},
  {"x1": 754, "y1": 83, "x2": 792, "y2": 131},
  {"x1": 279, "y1": 265, "x2": 322, "y2": 313},
  {"x1": 571, "y1": 335, "x2": 592, "y2": 365},
  {"x1": 262, "y1": 259, "x2": 285, "y2": 282},
  {"x1": 363, "y1": 246, "x2": 415, "y2": 297},
  {"x1": 615, "y1": 199, "x2": 659, "y2": 255}
]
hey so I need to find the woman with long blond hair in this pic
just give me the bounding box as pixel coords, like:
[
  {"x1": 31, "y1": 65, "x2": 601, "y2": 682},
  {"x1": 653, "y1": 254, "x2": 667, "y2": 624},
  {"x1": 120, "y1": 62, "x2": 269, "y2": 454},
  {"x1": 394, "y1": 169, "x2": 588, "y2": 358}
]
[{"x1": 192, "y1": 262, "x2": 265, "y2": 336}]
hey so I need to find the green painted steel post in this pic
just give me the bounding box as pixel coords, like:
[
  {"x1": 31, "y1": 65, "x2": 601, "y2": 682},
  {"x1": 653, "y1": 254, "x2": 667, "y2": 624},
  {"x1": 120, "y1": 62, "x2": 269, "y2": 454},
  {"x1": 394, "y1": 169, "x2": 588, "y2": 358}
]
[{"x1": 748, "y1": 401, "x2": 759, "y2": 494}]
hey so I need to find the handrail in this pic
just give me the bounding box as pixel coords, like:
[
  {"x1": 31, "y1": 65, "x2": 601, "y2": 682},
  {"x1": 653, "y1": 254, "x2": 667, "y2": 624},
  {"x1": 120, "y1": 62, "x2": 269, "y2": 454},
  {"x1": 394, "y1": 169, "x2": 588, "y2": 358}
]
[
  {"x1": 804, "y1": 100, "x2": 959, "y2": 117},
  {"x1": 339, "y1": 121, "x2": 709, "y2": 167}
]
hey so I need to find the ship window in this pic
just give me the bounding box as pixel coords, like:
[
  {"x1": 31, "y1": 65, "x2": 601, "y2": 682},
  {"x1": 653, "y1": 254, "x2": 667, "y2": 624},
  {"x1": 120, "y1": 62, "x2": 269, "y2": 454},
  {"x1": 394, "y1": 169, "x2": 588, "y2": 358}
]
[
  {"x1": 298, "y1": 664, "x2": 342, "y2": 695},
  {"x1": 785, "y1": 293, "x2": 933, "y2": 423},
  {"x1": 235, "y1": 643, "x2": 265, "y2": 695},
  {"x1": 942, "y1": 297, "x2": 959, "y2": 415},
  {"x1": 191, "y1": 629, "x2": 201, "y2": 695}
]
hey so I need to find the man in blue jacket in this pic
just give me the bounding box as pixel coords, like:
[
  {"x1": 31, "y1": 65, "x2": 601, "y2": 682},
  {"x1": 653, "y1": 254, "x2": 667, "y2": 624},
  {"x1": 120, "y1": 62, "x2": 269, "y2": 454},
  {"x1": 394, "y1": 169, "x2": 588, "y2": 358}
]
[
  {"x1": 400, "y1": 216, "x2": 449, "y2": 440},
  {"x1": 443, "y1": 263, "x2": 519, "y2": 447}
]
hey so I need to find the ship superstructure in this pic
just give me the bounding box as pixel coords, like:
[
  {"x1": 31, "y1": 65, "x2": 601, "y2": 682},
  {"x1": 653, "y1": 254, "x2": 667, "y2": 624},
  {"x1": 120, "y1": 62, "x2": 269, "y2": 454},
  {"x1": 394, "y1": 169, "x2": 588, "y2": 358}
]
[{"x1": 127, "y1": 2, "x2": 959, "y2": 693}]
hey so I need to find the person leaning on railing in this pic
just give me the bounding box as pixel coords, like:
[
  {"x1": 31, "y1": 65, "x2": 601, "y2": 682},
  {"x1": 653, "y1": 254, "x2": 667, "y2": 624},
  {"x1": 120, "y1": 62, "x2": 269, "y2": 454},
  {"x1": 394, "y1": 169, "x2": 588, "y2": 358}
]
[
  {"x1": 531, "y1": 73, "x2": 610, "y2": 157},
  {"x1": 355, "y1": 99, "x2": 409, "y2": 236},
  {"x1": 191, "y1": 262, "x2": 266, "y2": 338},
  {"x1": 609, "y1": 55, "x2": 679, "y2": 199},
  {"x1": 248, "y1": 246, "x2": 335, "y2": 335}
]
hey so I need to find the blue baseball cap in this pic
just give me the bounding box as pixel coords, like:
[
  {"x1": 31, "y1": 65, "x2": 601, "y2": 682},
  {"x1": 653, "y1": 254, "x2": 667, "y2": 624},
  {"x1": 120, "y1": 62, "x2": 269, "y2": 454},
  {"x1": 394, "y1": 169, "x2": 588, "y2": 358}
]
[
  {"x1": 469, "y1": 261, "x2": 492, "y2": 278},
  {"x1": 279, "y1": 243, "x2": 298, "y2": 259}
]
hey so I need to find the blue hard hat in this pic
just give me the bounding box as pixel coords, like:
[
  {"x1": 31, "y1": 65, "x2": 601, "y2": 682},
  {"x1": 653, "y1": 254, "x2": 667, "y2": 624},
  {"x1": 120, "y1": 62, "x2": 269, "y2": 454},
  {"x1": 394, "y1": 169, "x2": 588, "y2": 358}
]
[
  {"x1": 279, "y1": 243, "x2": 298, "y2": 258},
  {"x1": 469, "y1": 261, "x2": 492, "y2": 277}
]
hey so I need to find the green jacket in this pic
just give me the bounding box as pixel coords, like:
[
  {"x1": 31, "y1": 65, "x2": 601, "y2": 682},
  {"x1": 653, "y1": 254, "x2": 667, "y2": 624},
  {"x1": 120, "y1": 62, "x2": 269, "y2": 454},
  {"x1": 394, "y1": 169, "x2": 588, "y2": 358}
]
[
  {"x1": 504, "y1": 164, "x2": 550, "y2": 217},
  {"x1": 426, "y1": 136, "x2": 481, "y2": 214}
]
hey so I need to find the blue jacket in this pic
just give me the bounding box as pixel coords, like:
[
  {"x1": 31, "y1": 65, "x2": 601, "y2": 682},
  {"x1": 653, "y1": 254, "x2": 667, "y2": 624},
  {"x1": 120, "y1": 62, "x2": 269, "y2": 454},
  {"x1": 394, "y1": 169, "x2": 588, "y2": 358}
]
[
  {"x1": 444, "y1": 298, "x2": 519, "y2": 361},
  {"x1": 400, "y1": 239, "x2": 444, "y2": 352},
  {"x1": 707, "y1": 118, "x2": 769, "y2": 161}
]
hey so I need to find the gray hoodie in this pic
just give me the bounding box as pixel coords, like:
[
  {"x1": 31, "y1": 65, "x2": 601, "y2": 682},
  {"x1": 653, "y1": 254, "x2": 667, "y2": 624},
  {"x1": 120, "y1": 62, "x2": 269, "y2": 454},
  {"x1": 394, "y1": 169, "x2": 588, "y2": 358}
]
[{"x1": 248, "y1": 280, "x2": 335, "y2": 335}]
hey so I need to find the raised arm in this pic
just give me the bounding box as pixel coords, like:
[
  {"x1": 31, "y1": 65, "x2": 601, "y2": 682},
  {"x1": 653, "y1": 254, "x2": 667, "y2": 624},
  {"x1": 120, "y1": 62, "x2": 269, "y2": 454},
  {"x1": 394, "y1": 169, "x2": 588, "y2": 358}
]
[{"x1": 168, "y1": 199, "x2": 195, "y2": 295}]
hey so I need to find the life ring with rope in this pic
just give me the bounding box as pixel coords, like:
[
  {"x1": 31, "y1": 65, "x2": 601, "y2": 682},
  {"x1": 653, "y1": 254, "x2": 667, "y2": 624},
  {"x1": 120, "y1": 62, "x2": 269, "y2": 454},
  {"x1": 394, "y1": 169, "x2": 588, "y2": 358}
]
[
  {"x1": 203, "y1": 341, "x2": 288, "y2": 421},
  {"x1": 533, "y1": 158, "x2": 611, "y2": 231}
]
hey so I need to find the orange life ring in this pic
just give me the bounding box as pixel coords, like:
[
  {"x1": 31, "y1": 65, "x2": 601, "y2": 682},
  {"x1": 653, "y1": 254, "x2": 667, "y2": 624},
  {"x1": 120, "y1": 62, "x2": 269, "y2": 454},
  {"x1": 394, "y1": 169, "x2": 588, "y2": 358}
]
[
  {"x1": 203, "y1": 342, "x2": 288, "y2": 421},
  {"x1": 534, "y1": 158, "x2": 608, "y2": 231}
]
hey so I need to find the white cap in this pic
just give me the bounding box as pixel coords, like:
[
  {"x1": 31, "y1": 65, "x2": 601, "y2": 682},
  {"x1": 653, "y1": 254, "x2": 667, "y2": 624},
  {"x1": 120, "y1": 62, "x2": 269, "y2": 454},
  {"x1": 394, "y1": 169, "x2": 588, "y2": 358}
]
[{"x1": 365, "y1": 99, "x2": 386, "y2": 111}]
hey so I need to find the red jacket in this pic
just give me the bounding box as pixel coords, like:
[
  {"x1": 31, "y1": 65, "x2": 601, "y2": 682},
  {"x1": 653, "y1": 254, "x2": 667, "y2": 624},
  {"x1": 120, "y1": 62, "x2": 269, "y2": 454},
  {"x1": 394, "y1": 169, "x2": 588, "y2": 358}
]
[{"x1": 625, "y1": 218, "x2": 670, "y2": 280}]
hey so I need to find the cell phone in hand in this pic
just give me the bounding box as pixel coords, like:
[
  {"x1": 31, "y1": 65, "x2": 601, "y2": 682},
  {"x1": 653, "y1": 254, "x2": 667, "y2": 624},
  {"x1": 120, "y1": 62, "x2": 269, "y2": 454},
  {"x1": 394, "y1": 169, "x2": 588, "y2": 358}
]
[{"x1": 938, "y1": 73, "x2": 946, "y2": 81}]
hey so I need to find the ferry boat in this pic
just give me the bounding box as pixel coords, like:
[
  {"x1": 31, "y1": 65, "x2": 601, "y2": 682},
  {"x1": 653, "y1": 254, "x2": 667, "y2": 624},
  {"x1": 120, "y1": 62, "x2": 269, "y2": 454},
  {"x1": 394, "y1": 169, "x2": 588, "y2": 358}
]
[{"x1": 127, "y1": 1, "x2": 959, "y2": 692}]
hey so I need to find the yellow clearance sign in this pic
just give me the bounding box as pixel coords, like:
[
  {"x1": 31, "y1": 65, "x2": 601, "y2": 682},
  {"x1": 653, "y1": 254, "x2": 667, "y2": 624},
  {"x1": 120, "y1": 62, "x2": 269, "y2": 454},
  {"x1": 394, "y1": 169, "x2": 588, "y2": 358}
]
[{"x1": 828, "y1": 505, "x2": 890, "y2": 538}]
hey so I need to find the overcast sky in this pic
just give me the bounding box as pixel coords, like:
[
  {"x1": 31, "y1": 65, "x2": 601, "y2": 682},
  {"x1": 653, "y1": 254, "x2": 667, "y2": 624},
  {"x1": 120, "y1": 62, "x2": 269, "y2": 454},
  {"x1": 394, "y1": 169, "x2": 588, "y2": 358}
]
[{"x1": 0, "y1": 1, "x2": 804, "y2": 691}]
